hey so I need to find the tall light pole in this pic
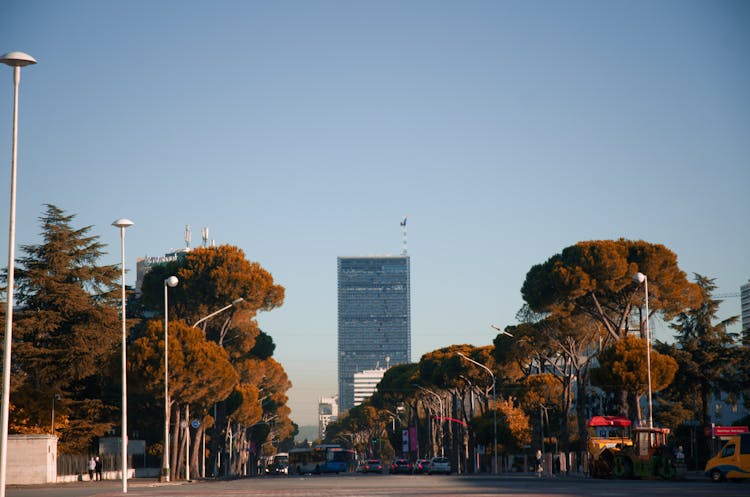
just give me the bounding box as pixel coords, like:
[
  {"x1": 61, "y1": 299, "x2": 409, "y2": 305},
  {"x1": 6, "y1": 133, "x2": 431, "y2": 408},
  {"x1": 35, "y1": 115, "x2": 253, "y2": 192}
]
[
  {"x1": 163, "y1": 276, "x2": 178, "y2": 482},
  {"x1": 458, "y1": 352, "x2": 497, "y2": 475},
  {"x1": 0, "y1": 51, "x2": 36, "y2": 497},
  {"x1": 112, "y1": 218, "x2": 133, "y2": 493},
  {"x1": 634, "y1": 272, "x2": 653, "y2": 429}
]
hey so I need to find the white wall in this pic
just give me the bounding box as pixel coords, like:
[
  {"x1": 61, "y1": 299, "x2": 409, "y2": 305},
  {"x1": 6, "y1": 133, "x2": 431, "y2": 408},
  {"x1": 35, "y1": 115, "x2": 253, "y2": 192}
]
[{"x1": 8, "y1": 434, "x2": 57, "y2": 484}]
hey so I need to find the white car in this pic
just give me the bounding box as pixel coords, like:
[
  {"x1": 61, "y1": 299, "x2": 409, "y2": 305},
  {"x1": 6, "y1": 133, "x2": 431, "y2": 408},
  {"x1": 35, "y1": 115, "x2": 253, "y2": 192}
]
[{"x1": 428, "y1": 457, "x2": 451, "y2": 474}]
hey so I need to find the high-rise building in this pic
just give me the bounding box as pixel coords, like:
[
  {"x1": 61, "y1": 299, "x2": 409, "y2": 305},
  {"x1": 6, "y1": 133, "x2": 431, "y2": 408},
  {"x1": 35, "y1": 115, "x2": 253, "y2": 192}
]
[
  {"x1": 741, "y1": 279, "x2": 750, "y2": 336},
  {"x1": 337, "y1": 255, "x2": 411, "y2": 412},
  {"x1": 318, "y1": 396, "x2": 339, "y2": 441}
]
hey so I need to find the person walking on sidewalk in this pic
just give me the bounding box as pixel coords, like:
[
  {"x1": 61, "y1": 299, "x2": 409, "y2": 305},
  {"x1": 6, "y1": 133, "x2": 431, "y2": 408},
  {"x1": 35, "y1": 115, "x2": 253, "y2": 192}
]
[{"x1": 536, "y1": 450, "x2": 544, "y2": 478}]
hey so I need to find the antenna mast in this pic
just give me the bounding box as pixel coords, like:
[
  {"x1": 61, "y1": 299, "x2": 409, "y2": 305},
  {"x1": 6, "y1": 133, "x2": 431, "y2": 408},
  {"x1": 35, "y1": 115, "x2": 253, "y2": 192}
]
[
  {"x1": 400, "y1": 216, "x2": 408, "y2": 255},
  {"x1": 201, "y1": 227, "x2": 209, "y2": 248}
]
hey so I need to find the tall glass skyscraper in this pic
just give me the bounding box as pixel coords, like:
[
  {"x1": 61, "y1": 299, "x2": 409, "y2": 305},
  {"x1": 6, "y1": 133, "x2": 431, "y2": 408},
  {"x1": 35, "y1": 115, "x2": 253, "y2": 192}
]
[{"x1": 337, "y1": 256, "x2": 411, "y2": 412}]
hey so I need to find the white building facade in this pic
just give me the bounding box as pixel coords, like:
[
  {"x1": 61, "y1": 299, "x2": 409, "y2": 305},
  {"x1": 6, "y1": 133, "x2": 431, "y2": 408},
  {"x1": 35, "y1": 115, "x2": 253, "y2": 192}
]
[{"x1": 353, "y1": 366, "x2": 388, "y2": 407}]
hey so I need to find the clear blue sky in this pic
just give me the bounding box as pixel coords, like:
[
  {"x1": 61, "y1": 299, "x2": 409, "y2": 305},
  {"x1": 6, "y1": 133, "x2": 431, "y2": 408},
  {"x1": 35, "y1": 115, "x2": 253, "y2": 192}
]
[{"x1": 2, "y1": 1, "x2": 748, "y2": 426}]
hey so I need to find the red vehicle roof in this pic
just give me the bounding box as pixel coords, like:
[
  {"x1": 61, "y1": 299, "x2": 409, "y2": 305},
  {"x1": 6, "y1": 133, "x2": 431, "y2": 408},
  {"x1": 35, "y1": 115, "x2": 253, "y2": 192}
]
[{"x1": 588, "y1": 416, "x2": 631, "y2": 427}]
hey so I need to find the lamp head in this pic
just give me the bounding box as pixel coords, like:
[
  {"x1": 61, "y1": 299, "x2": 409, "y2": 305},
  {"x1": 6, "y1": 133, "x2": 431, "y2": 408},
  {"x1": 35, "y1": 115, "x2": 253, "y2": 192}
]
[
  {"x1": 165, "y1": 276, "x2": 179, "y2": 288},
  {"x1": 112, "y1": 218, "x2": 134, "y2": 229},
  {"x1": 634, "y1": 272, "x2": 647, "y2": 284},
  {"x1": 1, "y1": 52, "x2": 37, "y2": 67}
]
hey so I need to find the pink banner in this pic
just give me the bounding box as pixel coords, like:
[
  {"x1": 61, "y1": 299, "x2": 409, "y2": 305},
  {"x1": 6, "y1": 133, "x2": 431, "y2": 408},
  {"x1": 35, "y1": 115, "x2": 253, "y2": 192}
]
[{"x1": 409, "y1": 426, "x2": 417, "y2": 452}]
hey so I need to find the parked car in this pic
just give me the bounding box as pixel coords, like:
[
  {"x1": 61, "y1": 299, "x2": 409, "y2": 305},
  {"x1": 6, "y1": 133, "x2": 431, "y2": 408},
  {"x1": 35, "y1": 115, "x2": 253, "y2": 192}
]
[
  {"x1": 390, "y1": 458, "x2": 413, "y2": 474},
  {"x1": 428, "y1": 456, "x2": 451, "y2": 474},
  {"x1": 413, "y1": 458, "x2": 431, "y2": 474},
  {"x1": 363, "y1": 459, "x2": 384, "y2": 473}
]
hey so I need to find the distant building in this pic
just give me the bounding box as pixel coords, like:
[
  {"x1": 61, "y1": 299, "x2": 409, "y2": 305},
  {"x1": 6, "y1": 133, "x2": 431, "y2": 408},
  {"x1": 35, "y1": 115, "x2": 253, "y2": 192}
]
[
  {"x1": 741, "y1": 279, "x2": 750, "y2": 336},
  {"x1": 135, "y1": 249, "x2": 189, "y2": 296},
  {"x1": 134, "y1": 224, "x2": 213, "y2": 295},
  {"x1": 353, "y1": 365, "x2": 388, "y2": 407},
  {"x1": 337, "y1": 255, "x2": 411, "y2": 412},
  {"x1": 318, "y1": 396, "x2": 339, "y2": 440}
]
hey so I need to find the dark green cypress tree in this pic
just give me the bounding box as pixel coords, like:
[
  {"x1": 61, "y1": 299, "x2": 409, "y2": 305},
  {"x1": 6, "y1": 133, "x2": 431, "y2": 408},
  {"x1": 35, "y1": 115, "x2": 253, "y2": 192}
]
[{"x1": 7, "y1": 204, "x2": 122, "y2": 453}]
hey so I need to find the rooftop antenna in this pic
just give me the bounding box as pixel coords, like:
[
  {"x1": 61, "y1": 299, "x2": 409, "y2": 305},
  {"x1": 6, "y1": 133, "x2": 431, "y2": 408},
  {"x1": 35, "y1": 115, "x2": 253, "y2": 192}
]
[
  {"x1": 201, "y1": 227, "x2": 209, "y2": 248},
  {"x1": 184, "y1": 224, "x2": 191, "y2": 249},
  {"x1": 386, "y1": 355, "x2": 391, "y2": 369},
  {"x1": 400, "y1": 216, "x2": 408, "y2": 255}
]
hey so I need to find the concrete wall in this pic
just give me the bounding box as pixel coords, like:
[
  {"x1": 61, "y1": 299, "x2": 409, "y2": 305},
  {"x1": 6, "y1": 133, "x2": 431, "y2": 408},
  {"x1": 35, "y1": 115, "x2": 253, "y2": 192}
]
[{"x1": 8, "y1": 434, "x2": 57, "y2": 484}]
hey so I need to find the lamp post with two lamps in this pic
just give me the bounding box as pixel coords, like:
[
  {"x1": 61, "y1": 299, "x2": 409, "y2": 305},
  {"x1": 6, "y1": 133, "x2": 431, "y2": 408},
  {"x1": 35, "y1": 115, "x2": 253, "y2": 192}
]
[
  {"x1": 162, "y1": 276, "x2": 178, "y2": 482},
  {"x1": 112, "y1": 218, "x2": 134, "y2": 493},
  {"x1": 0, "y1": 51, "x2": 36, "y2": 497},
  {"x1": 457, "y1": 352, "x2": 497, "y2": 475}
]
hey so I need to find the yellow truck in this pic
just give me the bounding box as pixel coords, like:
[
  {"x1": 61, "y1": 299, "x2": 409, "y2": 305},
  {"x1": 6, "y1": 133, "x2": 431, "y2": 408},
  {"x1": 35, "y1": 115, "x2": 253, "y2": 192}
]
[{"x1": 705, "y1": 432, "x2": 750, "y2": 482}]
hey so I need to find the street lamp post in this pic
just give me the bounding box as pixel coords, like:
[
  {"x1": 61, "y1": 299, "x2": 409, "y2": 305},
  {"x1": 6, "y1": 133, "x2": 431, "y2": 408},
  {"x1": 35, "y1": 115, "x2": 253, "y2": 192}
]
[
  {"x1": 0, "y1": 52, "x2": 36, "y2": 497},
  {"x1": 162, "y1": 276, "x2": 178, "y2": 482},
  {"x1": 634, "y1": 272, "x2": 653, "y2": 429},
  {"x1": 0, "y1": 51, "x2": 36, "y2": 497},
  {"x1": 458, "y1": 352, "x2": 497, "y2": 475},
  {"x1": 112, "y1": 218, "x2": 134, "y2": 493}
]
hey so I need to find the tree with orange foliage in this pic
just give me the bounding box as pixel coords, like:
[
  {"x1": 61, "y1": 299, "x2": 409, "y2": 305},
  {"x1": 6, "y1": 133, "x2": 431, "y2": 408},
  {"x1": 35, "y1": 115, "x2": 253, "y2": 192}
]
[
  {"x1": 419, "y1": 345, "x2": 499, "y2": 472},
  {"x1": 470, "y1": 398, "x2": 531, "y2": 454},
  {"x1": 521, "y1": 239, "x2": 700, "y2": 341},
  {"x1": 130, "y1": 319, "x2": 237, "y2": 480},
  {"x1": 136, "y1": 244, "x2": 288, "y2": 478},
  {"x1": 521, "y1": 239, "x2": 700, "y2": 418},
  {"x1": 591, "y1": 335, "x2": 678, "y2": 426}
]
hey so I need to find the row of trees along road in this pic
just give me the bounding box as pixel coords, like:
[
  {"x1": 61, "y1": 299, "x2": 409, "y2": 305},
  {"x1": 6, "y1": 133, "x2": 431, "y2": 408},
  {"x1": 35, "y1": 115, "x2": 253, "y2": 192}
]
[
  {"x1": 324, "y1": 239, "x2": 748, "y2": 471},
  {"x1": 1, "y1": 205, "x2": 295, "y2": 480}
]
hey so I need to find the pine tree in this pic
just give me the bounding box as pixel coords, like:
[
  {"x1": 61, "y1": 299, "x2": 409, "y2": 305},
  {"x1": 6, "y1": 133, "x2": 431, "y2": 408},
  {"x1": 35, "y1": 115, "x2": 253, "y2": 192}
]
[
  {"x1": 6, "y1": 204, "x2": 121, "y2": 453},
  {"x1": 662, "y1": 274, "x2": 740, "y2": 426}
]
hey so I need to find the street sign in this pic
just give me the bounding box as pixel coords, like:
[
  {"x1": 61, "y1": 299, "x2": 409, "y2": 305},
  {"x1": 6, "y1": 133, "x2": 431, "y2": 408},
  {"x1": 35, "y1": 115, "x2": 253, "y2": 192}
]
[
  {"x1": 705, "y1": 425, "x2": 748, "y2": 437},
  {"x1": 191, "y1": 419, "x2": 200, "y2": 429}
]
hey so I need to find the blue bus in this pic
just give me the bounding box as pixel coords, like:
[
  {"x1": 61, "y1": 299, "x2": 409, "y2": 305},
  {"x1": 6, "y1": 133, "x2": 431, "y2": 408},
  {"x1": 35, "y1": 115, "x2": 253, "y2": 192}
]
[{"x1": 288, "y1": 445, "x2": 357, "y2": 474}]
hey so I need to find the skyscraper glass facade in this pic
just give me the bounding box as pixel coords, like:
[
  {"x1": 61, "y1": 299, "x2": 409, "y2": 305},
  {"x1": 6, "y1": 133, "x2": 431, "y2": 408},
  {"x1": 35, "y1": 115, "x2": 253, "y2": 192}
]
[{"x1": 337, "y1": 256, "x2": 411, "y2": 412}]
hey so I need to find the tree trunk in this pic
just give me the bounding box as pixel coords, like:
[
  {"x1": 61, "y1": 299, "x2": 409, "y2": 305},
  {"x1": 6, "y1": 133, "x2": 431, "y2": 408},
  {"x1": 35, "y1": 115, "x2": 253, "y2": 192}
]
[
  {"x1": 560, "y1": 376, "x2": 572, "y2": 453},
  {"x1": 209, "y1": 401, "x2": 225, "y2": 478},
  {"x1": 171, "y1": 406, "x2": 181, "y2": 480},
  {"x1": 191, "y1": 422, "x2": 205, "y2": 479},
  {"x1": 619, "y1": 389, "x2": 629, "y2": 421},
  {"x1": 576, "y1": 369, "x2": 590, "y2": 452}
]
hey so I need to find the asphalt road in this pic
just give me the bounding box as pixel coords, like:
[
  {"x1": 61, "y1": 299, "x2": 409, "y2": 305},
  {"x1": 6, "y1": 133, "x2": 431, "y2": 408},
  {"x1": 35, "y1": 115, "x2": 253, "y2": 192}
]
[{"x1": 6, "y1": 473, "x2": 747, "y2": 497}]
